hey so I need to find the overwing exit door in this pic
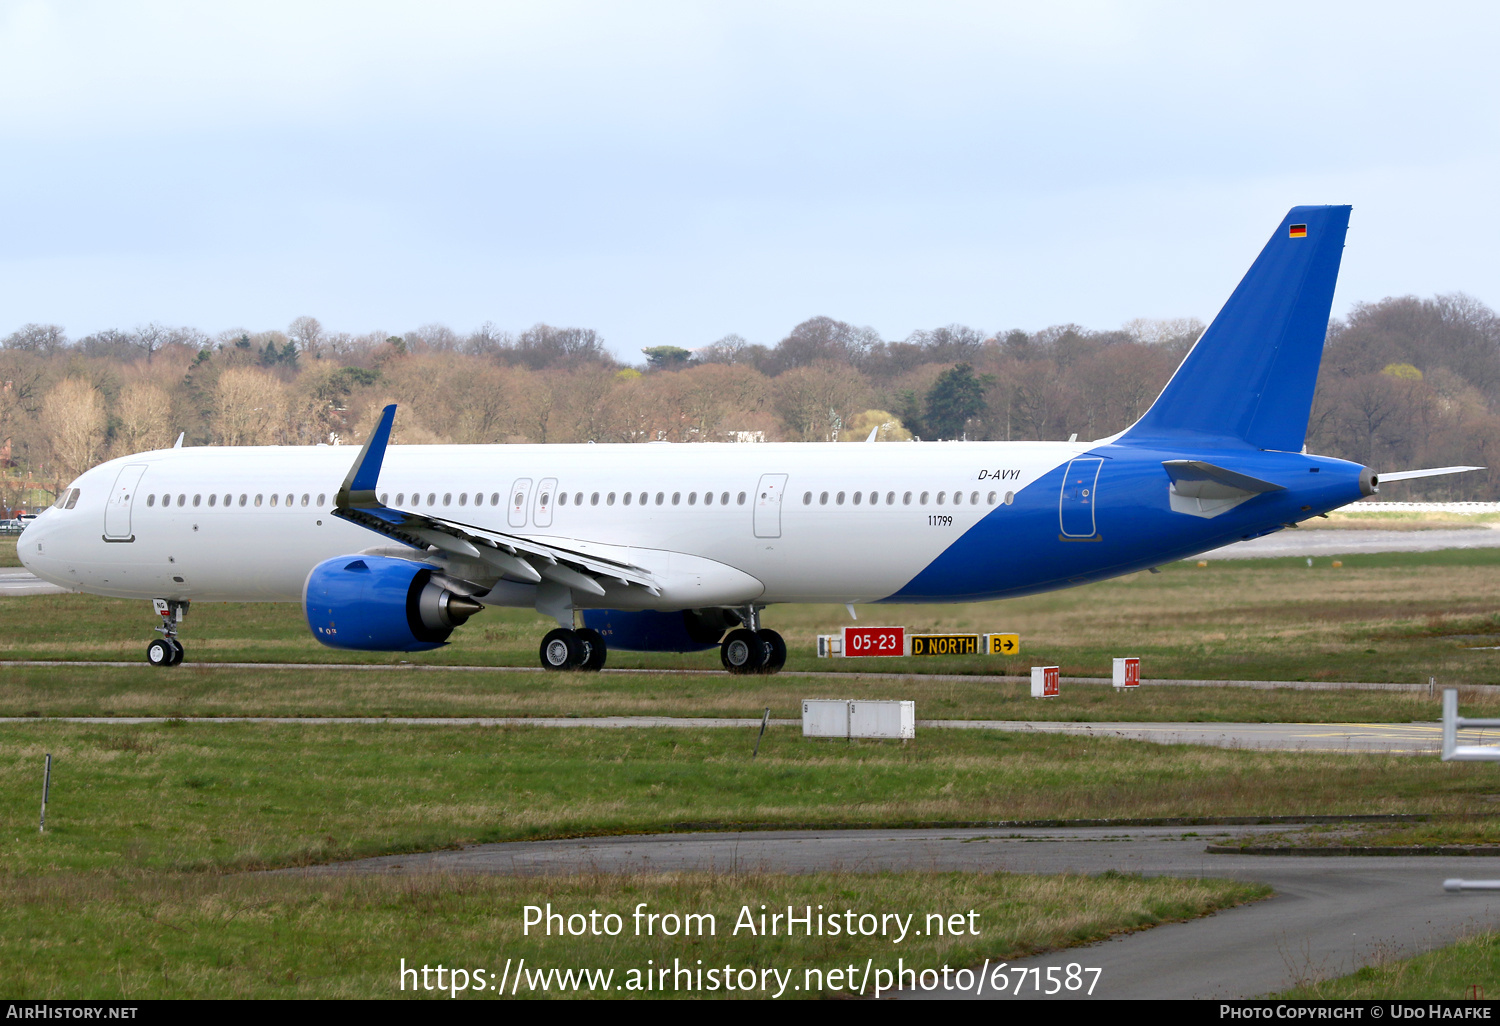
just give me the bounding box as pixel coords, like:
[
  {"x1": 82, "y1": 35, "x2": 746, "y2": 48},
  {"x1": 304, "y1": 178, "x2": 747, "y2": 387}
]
[{"x1": 753, "y1": 473, "x2": 787, "y2": 538}]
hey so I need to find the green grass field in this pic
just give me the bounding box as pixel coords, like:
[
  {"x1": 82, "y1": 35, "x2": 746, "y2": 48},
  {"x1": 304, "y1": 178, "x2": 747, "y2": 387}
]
[
  {"x1": 1279, "y1": 932, "x2": 1500, "y2": 1000},
  {"x1": 5, "y1": 723, "x2": 1493, "y2": 875},
  {"x1": 0, "y1": 870, "x2": 1267, "y2": 999},
  {"x1": 5, "y1": 535, "x2": 1500, "y2": 998},
  {"x1": 4, "y1": 544, "x2": 1500, "y2": 689},
  {"x1": 3, "y1": 660, "x2": 1498, "y2": 722}
]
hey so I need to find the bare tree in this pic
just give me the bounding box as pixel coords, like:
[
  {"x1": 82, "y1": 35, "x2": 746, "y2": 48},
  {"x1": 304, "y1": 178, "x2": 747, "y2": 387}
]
[
  {"x1": 287, "y1": 316, "x2": 325, "y2": 353},
  {"x1": 212, "y1": 367, "x2": 287, "y2": 445},
  {"x1": 3, "y1": 324, "x2": 67, "y2": 355},
  {"x1": 113, "y1": 380, "x2": 175, "y2": 456},
  {"x1": 43, "y1": 377, "x2": 106, "y2": 482}
]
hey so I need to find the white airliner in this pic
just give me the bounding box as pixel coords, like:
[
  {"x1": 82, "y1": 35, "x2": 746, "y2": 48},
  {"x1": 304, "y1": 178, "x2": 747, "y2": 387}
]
[{"x1": 17, "y1": 206, "x2": 1480, "y2": 672}]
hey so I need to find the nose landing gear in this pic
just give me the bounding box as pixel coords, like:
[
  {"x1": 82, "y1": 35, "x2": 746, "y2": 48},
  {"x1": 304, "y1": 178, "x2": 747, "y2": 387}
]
[{"x1": 147, "y1": 598, "x2": 188, "y2": 667}]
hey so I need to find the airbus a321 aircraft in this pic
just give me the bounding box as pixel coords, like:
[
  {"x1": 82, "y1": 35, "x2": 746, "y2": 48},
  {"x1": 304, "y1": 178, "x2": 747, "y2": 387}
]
[{"x1": 18, "y1": 206, "x2": 1480, "y2": 673}]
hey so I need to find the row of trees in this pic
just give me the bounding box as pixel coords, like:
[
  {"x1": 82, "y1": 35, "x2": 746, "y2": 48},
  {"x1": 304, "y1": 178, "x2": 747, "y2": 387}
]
[{"x1": 4, "y1": 294, "x2": 1499, "y2": 503}]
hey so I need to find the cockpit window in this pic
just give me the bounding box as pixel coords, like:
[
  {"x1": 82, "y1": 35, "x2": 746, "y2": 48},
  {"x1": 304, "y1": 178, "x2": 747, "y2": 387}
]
[{"x1": 64, "y1": 489, "x2": 80, "y2": 509}]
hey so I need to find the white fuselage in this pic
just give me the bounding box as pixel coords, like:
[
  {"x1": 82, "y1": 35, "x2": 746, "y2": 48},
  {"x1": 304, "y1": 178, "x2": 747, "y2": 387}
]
[{"x1": 20, "y1": 441, "x2": 1082, "y2": 606}]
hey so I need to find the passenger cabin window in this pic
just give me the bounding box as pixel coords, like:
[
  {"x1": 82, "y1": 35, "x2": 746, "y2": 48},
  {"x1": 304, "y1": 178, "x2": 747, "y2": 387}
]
[
  {"x1": 903, "y1": 491, "x2": 912, "y2": 505},
  {"x1": 622, "y1": 492, "x2": 632, "y2": 505},
  {"x1": 671, "y1": 492, "x2": 681, "y2": 505},
  {"x1": 427, "y1": 493, "x2": 436, "y2": 506},
  {"x1": 1004, "y1": 491, "x2": 1014, "y2": 505},
  {"x1": 590, "y1": 492, "x2": 600, "y2": 506},
  {"x1": 638, "y1": 492, "x2": 646, "y2": 505},
  {"x1": 852, "y1": 492, "x2": 861, "y2": 505},
  {"x1": 193, "y1": 494, "x2": 201, "y2": 507},
  {"x1": 936, "y1": 492, "x2": 946, "y2": 505},
  {"x1": 318, "y1": 493, "x2": 326, "y2": 506},
  {"x1": 208, "y1": 494, "x2": 217, "y2": 507},
  {"x1": 971, "y1": 491, "x2": 980, "y2": 505},
  {"x1": 270, "y1": 494, "x2": 278, "y2": 507},
  {"x1": 225, "y1": 494, "x2": 233, "y2": 506},
  {"x1": 559, "y1": 492, "x2": 569, "y2": 506},
  {"x1": 607, "y1": 492, "x2": 616, "y2": 505},
  {"x1": 146, "y1": 494, "x2": 156, "y2": 507},
  {"x1": 720, "y1": 492, "x2": 729, "y2": 505},
  {"x1": 987, "y1": 491, "x2": 997, "y2": 505},
  {"x1": 395, "y1": 493, "x2": 404, "y2": 506},
  {"x1": 920, "y1": 491, "x2": 929, "y2": 504},
  {"x1": 655, "y1": 492, "x2": 664, "y2": 505},
  {"x1": 459, "y1": 493, "x2": 467, "y2": 506},
  {"x1": 886, "y1": 491, "x2": 895, "y2": 504},
  {"x1": 836, "y1": 491, "x2": 845, "y2": 505},
  {"x1": 688, "y1": 492, "x2": 697, "y2": 505},
  {"x1": 803, "y1": 492, "x2": 812, "y2": 505},
  {"x1": 443, "y1": 493, "x2": 452, "y2": 506},
  {"x1": 704, "y1": 491, "x2": 714, "y2": 505},
  {"x1": 819, "y1": 491, "x2": 828, "y2": 505},
  {"x1": 254, "y1": 494, "x2": 263, "y2": 507}
]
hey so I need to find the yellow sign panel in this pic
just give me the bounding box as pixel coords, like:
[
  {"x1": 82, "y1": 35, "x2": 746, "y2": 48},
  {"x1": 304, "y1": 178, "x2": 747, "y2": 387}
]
[
  {"x1": 985, "y1": 633, "x2": 1020, "y2": 655},
  {"x1": 910, "y1": 634, "x2": 979, "y2": 656}
]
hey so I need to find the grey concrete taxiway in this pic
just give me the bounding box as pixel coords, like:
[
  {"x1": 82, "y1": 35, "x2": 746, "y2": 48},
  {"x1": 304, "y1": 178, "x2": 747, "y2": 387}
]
[
  {"x1": 8, "y1": 715, "x2": 1494, "y2": 754},
  {"x1": 1202, "y1": 524, "x2": 1500, "y2": 559},
  {"x1": 299, "y1": 824, "x2": 1500, "y2": 1000},
  {"x1": 0, "y1": 568, "x2": 69, "y2": 596}
]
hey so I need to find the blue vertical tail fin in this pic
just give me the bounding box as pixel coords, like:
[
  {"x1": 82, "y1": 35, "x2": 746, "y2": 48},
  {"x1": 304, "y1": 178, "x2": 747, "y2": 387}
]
[{"x1": 1121, "y1": 205, "x2": 1351, "y2": 451}]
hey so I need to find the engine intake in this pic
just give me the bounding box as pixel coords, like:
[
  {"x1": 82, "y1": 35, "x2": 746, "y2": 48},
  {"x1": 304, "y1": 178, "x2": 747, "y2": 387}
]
[{"x1": 304, "y1": 555, "x2": 483, "y2": 652}]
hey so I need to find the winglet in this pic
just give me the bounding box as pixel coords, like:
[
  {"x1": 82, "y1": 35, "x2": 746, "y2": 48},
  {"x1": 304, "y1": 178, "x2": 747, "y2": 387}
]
[{"x1": 336, "y1": 404, "x2": 396, "y2": 509}]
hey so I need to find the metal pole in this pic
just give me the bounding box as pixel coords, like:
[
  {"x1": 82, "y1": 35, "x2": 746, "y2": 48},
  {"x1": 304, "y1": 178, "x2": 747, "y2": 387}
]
[
  {"x1": 39, "y1": 754, "x2": 51, "y2": 833},
  {"x1": 753, "y1": 707, "x2": 770, "y2": 757}
]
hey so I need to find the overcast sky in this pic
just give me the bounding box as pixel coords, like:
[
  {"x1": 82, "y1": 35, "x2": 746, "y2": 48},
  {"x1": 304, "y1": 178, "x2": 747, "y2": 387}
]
[{"x1": 1, "y1": 1, "x2": 1496, "y2": 361}]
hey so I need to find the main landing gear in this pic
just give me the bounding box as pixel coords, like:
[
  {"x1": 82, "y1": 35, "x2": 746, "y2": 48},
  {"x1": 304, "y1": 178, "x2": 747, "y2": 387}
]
[
  {"x1": 146, "y1": 598, "x2": 188, "y2": 667},
  {"x1": 539, "y1": 627, "x2": 607, "y2": 672},
  {"x1": 720, "y1": 606, "x2": 786, "y2": 675}
]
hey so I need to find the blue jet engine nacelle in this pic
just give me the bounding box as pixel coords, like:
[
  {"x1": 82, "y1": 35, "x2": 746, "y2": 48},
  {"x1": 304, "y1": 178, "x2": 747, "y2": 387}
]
[{"x1": 303, "y1": 554, "x2": 483, "y2": 651}]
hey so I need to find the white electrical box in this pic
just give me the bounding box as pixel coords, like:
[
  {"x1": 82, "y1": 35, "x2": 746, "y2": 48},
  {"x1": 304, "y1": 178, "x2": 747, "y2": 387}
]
[
  {"x1": 802, "y1": 699, "x2": 914, "y2": 739},
  {"x1": 802, "y1": 699, "x2": 851, "y2": 737},
  {"x1": 849, "y1": 700, "x2": 916, "y2": 739}
]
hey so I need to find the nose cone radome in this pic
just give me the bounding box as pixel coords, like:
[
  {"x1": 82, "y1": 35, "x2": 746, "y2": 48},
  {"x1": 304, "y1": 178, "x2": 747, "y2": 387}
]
[{"x1": 16, "y1": 518, "x2": 61, "y2": 583}]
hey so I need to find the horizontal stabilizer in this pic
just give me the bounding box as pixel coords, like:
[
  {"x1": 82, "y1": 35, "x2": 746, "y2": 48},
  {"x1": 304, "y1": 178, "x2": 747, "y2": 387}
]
[
  {"x1": 1163, "y1": 459, "x2": 1283, "y2": 519},
  {"x1": 1378, "y1": 466, "x2": 1485, "y2": 484}
]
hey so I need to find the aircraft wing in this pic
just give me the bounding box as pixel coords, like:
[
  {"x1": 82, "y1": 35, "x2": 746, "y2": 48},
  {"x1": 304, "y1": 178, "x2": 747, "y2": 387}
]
[{"x1": 331, "y1": 405, "x2": 660, "y2": 598}]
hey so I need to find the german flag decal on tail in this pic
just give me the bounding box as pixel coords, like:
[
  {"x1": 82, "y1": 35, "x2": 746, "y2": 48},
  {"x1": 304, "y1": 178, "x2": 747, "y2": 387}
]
[{"x1": 1288, "y1": 223, "x2": 1307, "y2": 238}]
